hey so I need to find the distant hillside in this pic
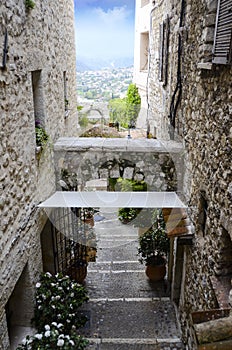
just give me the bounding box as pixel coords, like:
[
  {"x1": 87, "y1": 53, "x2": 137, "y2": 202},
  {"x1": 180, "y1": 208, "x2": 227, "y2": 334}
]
[{"x1": 76, "y1": 57, "x2": 134, "y2": 72}]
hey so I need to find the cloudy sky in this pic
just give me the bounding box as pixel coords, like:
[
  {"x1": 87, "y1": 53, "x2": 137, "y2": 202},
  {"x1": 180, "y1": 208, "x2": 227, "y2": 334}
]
[{"x1": 74, "y1": 0, "x2": 135, "y2": 59}]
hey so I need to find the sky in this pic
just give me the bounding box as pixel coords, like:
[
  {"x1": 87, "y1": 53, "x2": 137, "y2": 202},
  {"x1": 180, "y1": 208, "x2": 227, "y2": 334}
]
[{"x1": 74, "y1": 0, "x2": 135, "y2": 59}]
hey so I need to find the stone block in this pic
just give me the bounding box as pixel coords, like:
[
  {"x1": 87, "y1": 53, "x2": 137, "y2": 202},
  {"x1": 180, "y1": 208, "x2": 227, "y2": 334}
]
[
  {"x1": 202, "y1": 27, "x2": 215, "y2": 43},
  {"x1": 204, "y1": 13, "x2": 217, "y2": 27}
]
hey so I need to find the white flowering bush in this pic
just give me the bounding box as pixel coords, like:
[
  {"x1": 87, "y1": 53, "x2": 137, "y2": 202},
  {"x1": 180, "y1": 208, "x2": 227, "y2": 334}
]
[
  {"x1": 16, "y1": 272, "x2": 89, "y2": 350},
  {"x1": 33, "y1": 272, "x2": 88, "y2": 332},
  {"x1": 16, "y1": 323, "x2": 88, "y2": 350}
]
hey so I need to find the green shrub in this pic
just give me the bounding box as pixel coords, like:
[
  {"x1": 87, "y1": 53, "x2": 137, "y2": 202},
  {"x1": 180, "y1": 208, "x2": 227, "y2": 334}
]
[
  {"x1": 35, "y1": 126, "x2": 49, "y2": 147},
  {"x1": 25, "y1": 0, "x2": 35, "y2": 9},
  {"x1": 16, "y1": 272, "x2": 89, "y2": 350},
  {"x1": 118, "y1": 207, "x2": 140, "y2": 224},
  {"x1": 33, "y1": 272, "x2": 88, "y2": 332},
  {"x1": 79, "y1": 115, "x2": 89, "y2": 128},
  {"x1": 116, "y1": 178, "x2": 147, "y2": 192}
]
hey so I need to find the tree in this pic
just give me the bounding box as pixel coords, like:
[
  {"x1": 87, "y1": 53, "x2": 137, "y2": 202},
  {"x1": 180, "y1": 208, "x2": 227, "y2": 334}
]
[
  {"x1": 108, "y1": 83, "x2": 141, "y2": 129},
  {"x1": 108, "y1": 98, "x2": 128, "y2": 128},
  {"x1": 126, "y1": 83, "x2": 141, "y2": 128}
]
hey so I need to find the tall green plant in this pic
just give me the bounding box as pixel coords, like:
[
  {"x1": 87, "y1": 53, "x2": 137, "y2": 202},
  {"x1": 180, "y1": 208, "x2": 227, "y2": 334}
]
[
  {"x1": 108, "y1": 98, "x2": 128, "y2": 128},
  {"x1": 126, "y1": 83, "x2": 141, "y2": 128},
  {"x1": 108, "y1": 84, "x2": 141, "y2": 129}
]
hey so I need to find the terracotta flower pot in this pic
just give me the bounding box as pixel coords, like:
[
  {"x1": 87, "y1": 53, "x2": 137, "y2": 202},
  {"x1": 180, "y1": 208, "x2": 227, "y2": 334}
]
[
  {"x1": 67, "y1": 263, "x2": 88, "y2": 284},
  {"x1": 145, "y1": 262, "x2": 166, "y2": 281},
  {"x1": 84, "y1": 216, "x2": 94, "y2": 227}
]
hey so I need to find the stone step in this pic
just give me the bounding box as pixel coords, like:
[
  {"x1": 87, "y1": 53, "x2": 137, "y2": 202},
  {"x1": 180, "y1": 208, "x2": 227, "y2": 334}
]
[
  {"x1": 88, "y1": 260, "x2": 144, "y2": 272},
  {"x1": 86, "y1": 338, "x2": 185, "y2": 349},
  {"x1": 79, "y1": 299, "x2": 179, "y2": 339},
  {"x1": 85, "y1": 269, "x2": 170, "y2": 299}
]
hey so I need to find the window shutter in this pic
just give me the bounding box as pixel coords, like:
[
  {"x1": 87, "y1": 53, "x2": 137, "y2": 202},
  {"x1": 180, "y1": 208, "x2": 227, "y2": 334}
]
[
  {"x1": 212, "y1": 0, "x2": 232, "y2": 65},
  {"x1": 159, "y1": 17, "x2": 169, "y2": 85},
  {"x1": 159, "y1": 23, "x2": 164, "y2": 82}
]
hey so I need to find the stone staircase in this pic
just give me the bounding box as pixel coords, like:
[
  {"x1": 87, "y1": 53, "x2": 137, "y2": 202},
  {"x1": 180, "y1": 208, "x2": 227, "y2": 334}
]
[{"x1": 79, "y1": 208, "x2": 185, "y2": 349}]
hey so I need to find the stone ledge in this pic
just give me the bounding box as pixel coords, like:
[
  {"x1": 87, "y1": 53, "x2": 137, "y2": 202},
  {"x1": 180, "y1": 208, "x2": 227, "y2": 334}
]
[
  {"x1": 54, "y1": 137, "x2": 184, "y2": 153},
  {"x1": 197, "y1": 62, "x2": 213, "y2": 70}
]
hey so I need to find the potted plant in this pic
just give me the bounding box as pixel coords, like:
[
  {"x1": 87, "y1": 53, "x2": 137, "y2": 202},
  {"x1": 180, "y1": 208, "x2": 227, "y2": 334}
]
[
  {"x1": 138, "y1": 209, "x2": 170, "y2": 281},
  {"x1": 81, "y1": 208, "x2": 95, "y2": 227},
  {"x1": 118, "y1": 207, "x2": 140, "y2": 224}
]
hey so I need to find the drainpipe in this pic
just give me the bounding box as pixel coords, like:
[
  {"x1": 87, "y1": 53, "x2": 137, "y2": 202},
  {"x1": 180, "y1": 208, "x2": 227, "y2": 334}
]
[{"x1": 168, "y1": 0, "x2": 185, "y2": 140}]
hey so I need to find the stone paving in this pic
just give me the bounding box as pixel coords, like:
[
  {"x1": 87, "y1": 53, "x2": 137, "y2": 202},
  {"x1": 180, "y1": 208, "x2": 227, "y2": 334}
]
[{"x1": 79, "y1": 209, "x2": 186, "y2": 350}]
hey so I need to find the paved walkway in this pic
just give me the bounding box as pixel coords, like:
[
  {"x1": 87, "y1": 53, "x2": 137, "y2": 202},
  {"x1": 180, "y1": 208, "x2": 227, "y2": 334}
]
[{"x1": 80, "y1": 209, "x2": 185, "y2": 349}]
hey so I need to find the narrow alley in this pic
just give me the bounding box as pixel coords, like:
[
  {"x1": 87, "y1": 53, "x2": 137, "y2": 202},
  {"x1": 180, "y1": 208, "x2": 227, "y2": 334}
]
[{"x1": 80, "y1": 208, "x2": 185, "y2": 350}]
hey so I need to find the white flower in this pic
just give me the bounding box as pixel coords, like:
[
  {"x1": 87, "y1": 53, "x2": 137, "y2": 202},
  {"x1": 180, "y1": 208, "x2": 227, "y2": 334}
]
[
  {"x1": 34, "y1": 334, "x2": 43, "y2": 340},
  {"x1": 52, "y1": 322, "x2": 57, "y2": 326},
  {"x1": 69, "y1": 340, "x2": 75, "y2": 346},
  {"x1": 36, "y1": 283, "x2": 41, "y2": 288},
  {"x1": 45, "y1": 324, "x2": 50, "y2": 331},
  {"x1": 57, "y1": 323, "x2": 63, "y2": 328},
  {"x1": 57, "y1": 339, "x2": 64, "y2": 347},
  {"x1": 22, "y1": 338, "x2": 27, "y2": 345},
  {"x1": 70, "y1": 293, "x2": 74, "y2": 297},
  {"x1": 44, "y1": 330, "x2": 51, "y2": 337},
  {"x1": 45, "y1": 272, "x2": 52, "y2": 277}
]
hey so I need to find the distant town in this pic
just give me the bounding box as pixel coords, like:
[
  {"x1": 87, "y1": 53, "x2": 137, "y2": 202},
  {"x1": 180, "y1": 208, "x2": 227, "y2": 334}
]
[{"x1": 77, "y1": 66, "x2": 134, "y2": 102}]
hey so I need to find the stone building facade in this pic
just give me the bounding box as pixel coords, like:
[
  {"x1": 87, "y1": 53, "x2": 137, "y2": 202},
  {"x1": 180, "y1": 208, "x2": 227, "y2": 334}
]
[
  {"x1": 0, "y1": 1, "x2": 77, "y2": 348},
  {"x1": 145, "y1": 0, "x2": 232, "y2": 348},
  {"x1": 133, "y1": 0, "x2": 152, "y2": 129}
]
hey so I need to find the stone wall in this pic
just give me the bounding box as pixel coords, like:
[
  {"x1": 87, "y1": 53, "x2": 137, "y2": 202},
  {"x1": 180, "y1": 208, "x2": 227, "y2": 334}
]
[
  {"x1": 0, "y1": 1, "x2": 77, "y2": 348},
  {"x1": 148, "y1": 0, "x2": 232, "y2": 348},
  {"x1": 54, "y1": 138, "x2": 185, "y2": 193}
]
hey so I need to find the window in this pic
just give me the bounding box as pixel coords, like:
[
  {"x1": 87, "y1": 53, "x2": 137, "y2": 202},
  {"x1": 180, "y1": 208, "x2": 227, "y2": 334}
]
[
  {"x1": 159, "y1": 17, "x2": 169, "y2": 85},
  {"x1": 212, "y1": 0, "x2": 232, "y2": 64},
  {"x1": 140, "y1": 32, "x2": 149, "y2": 71}
]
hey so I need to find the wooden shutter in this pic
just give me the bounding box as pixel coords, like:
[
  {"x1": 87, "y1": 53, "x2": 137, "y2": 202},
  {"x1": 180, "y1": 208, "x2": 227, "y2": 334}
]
[
  {"x1": 159, "y1": 17, "x2": 169, "y2": 85},
  {"x1": 159, "y1": 22, "x2": 164, "y2": 82},
  {"x1": 213, "y1": 0, "x2": 232, "y2": 65}
]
